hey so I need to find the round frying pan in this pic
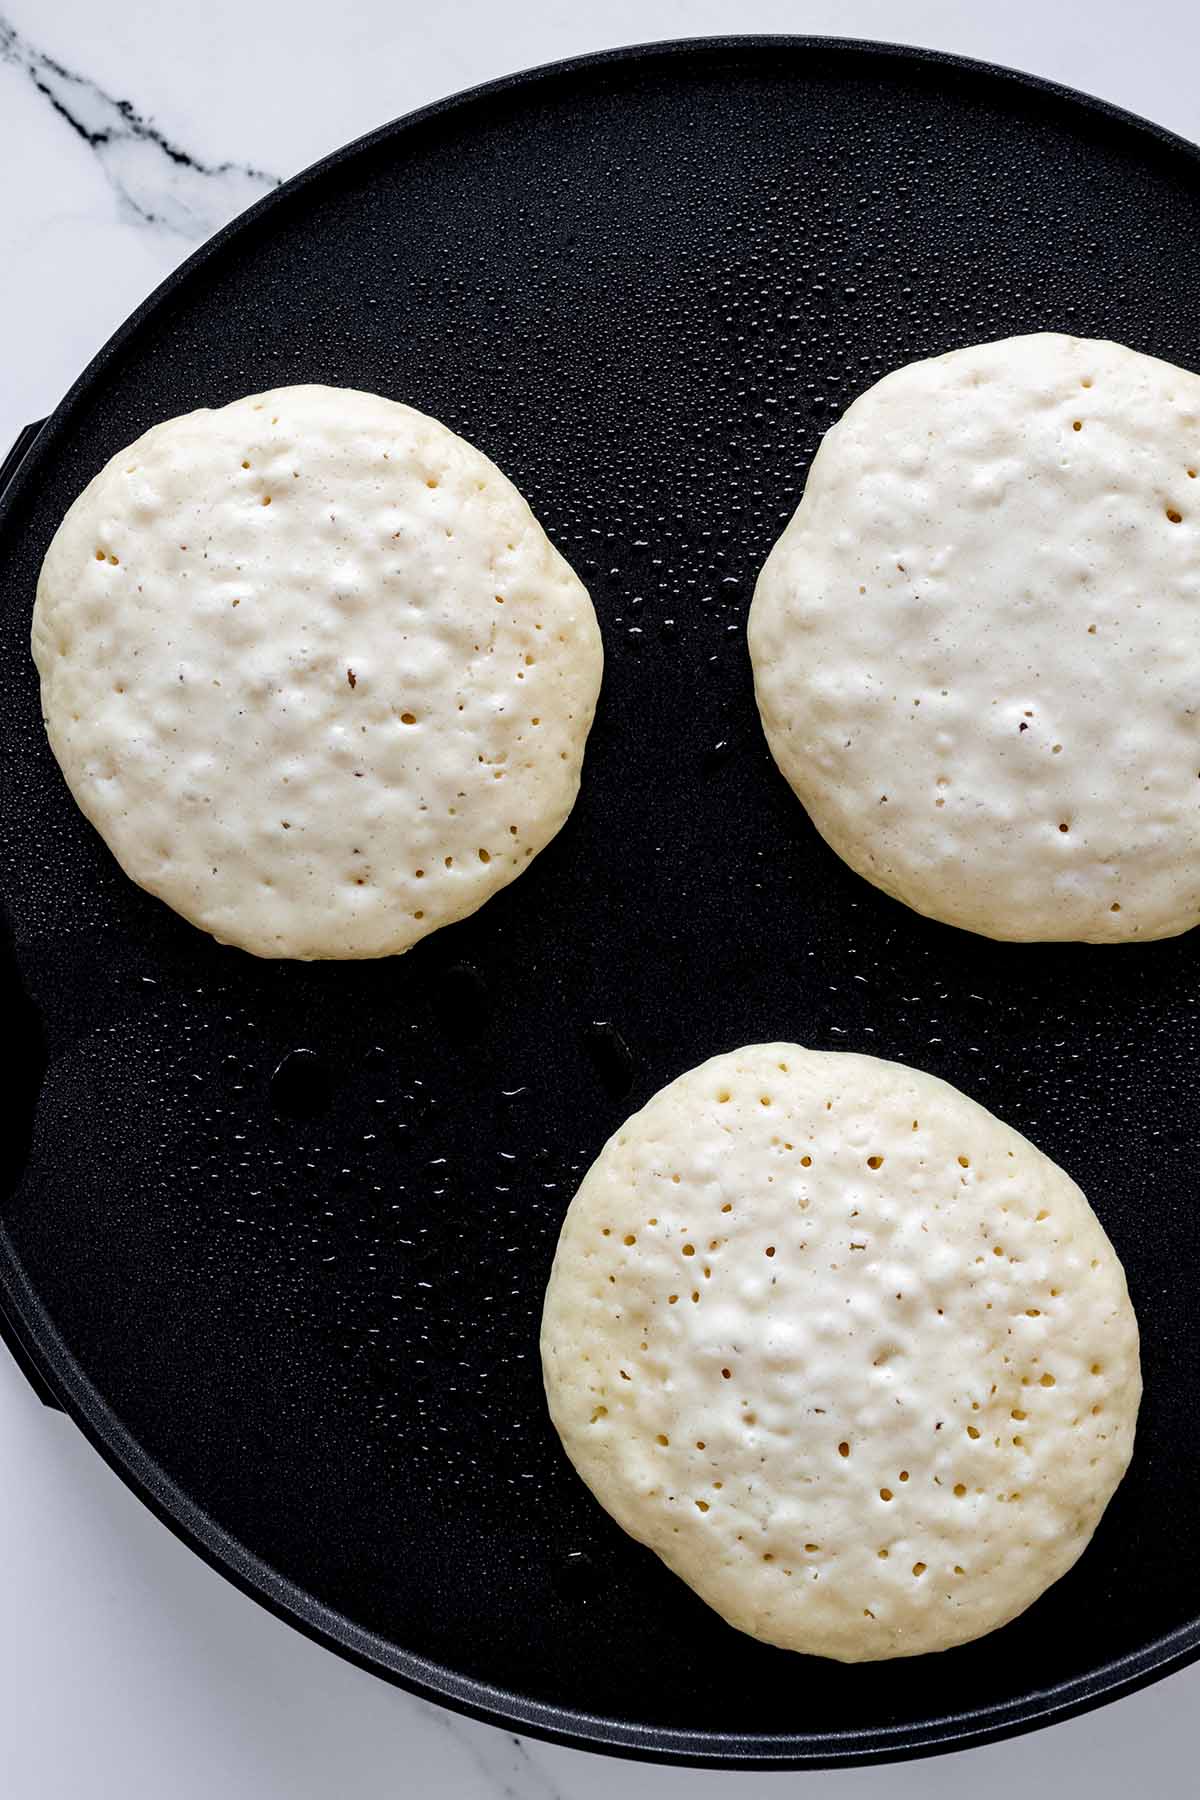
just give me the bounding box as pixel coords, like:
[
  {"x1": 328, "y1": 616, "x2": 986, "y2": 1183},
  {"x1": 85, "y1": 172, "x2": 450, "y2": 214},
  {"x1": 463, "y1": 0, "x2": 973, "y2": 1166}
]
[{"x1": 1, "y1": 34, "x2": 1198, "y2": 1771}]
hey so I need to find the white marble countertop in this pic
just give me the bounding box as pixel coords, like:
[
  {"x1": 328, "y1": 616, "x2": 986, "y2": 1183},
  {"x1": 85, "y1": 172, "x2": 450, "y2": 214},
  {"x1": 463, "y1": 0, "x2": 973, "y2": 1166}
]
[{"x1": 3, "y1": 2, "x2": 1200, "y2": 1794}]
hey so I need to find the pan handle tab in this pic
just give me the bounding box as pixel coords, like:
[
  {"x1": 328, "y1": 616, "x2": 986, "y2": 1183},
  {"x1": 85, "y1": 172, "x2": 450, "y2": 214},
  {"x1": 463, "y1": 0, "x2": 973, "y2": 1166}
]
[
  {"x1": 0, "y1": 1293, "x2": 63, "y2": 1411},
  {"x1": 0, "y1": 412, "x2": 60, "y2": 1412},
  {"x1": 0, "y1": 421, "x2": 48, "y2": 506}
]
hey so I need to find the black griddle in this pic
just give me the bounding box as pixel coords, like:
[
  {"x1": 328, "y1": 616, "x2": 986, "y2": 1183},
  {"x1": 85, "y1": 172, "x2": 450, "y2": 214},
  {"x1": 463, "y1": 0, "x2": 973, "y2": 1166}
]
[{"x1": 1, "y1": 36, "x2": 1199, "y2": 1770}]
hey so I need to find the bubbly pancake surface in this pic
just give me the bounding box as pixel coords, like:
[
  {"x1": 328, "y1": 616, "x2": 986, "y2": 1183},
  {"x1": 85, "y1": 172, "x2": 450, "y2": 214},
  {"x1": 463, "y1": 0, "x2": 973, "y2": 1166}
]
[
  {"x1": 749, "y1": 333, "x2": 1200, "y2": 941},
  {"x1": 541, "y1": 1043, "x2": 1140, "y2": 1661},
  {"x1": 32, "y1": 384, "x2": 602, "y2": 958}
]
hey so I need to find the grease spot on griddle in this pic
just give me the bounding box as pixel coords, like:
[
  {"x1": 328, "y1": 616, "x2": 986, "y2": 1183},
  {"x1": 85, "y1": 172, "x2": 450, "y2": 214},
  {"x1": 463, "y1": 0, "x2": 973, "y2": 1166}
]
[
  {"x1": 389, "y1": 1083, "x2": 436, "y2": 1140},
  {"x1": 553, "y1": 1548, "x2": 603, "y2": 1601},
  {"x1": 0, "y1": 907, "x2": 48, "y2": 1200},
  {"x1": 436, "y1": 961, "x2": 490, "y2": 1044},
  {"x1": 270, "y1": 1048, "x2": 332, "y2": 1120},
  {"x1": 584, "y1": 1020, "x2": 634, "y2": 1099}
]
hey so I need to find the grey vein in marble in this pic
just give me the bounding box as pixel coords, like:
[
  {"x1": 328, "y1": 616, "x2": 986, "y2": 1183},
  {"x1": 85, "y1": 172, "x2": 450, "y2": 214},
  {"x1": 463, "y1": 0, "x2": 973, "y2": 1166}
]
[
  {"x1": 0, "y1": 15, "x2": 280, "y2": 238},
  {"x1": 415, "y1": 1699, "x2": 568, "y2": 1800}
]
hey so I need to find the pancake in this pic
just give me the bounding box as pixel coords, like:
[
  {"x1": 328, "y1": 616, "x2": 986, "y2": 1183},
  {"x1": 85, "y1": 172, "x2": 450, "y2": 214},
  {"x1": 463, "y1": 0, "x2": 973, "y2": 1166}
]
[
  {"x1": 749, "y1": 333, "x2": 1200, "y2": 941},
  {"x1": 32, "y1": 384, "x2": 602, "y2": 958},
  {"x1": 541, "y1": 1043, "x2": 1140, "y2": 1661}
]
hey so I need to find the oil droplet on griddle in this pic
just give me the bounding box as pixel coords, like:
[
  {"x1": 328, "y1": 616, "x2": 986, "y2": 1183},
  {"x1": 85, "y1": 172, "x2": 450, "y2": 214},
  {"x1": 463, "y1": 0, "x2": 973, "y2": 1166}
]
[
  {"x1": 437, "y1": 962, "x2": 490, "y2": 1044},
  {"x1": 584, "y1": 1020, "x2": 634, "y2": 1099},
  {"x1": 553, "y1": 1548, "x2": 603, "y2": 1601},
  {"x1": 270, "y1": 1048, "x2": 332, "y2": 1119}
]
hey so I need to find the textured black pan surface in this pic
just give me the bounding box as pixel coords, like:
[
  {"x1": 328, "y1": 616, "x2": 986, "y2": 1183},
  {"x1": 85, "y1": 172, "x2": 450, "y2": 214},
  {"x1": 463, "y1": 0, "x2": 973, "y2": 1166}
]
[{"x1": 1, "y1": 36, "x2": 1199, "y2": 1769}]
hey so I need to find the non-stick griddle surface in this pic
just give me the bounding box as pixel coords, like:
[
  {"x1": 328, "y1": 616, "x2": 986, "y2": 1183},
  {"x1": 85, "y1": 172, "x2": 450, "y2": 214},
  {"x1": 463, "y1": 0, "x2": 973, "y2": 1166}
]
[{"x1": 1, "y1": 36, "x2": 1199, "y2": 1768}]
